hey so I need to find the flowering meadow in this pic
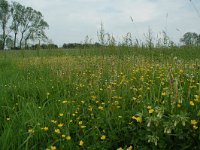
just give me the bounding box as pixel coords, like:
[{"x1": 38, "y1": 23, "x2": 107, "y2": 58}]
[{"x1": 0, "y1": 47, "x2": 200, "y2": 150}]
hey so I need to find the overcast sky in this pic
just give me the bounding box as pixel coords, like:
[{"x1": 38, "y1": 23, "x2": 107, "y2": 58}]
[{"x1": 9, "y1": 0, "x2": 200, "y2": 45}]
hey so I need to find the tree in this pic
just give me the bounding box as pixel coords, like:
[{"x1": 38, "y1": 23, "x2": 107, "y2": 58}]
[
  {"x1": 0, "y1": 0, "x2": 10, "y2": 50},
  {"x1": 24, "y1": 10, "x2": 49, "y2": 48},
  {"x1": 18, "y1": 6, "x2": 34, "y2": 49},
  {"x1": 180, "y1": 32, "x2": 199, "y2": 46},
  {"x1": 10, "y1": 1, "x2": 24, "y2": 48}
]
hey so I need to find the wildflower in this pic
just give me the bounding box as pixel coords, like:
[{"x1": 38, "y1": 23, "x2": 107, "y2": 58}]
[
  {"x1": 51, "y1": 146, "x2": 56, "y2": 150},
  {"x1": 79, "y1": 121, "x2": 83, "y2": 125},
  {"x1": 117, "y1": 147, "x2": 123, "y2": 150},
  {"x1": 140, "y1": 76, "x2": 144, "y2": 81},
  {"x1": 59, "y1": 113, "x2": 64, "y2": 117},
  {"x1": 62, "y1": 100, "x2": 67, "y2": 104},
  {"x1": 62, "y1": 134, "x2": 66, "y2": 138},
  {"x1": 98, "y1": 106, "x2": 104, "y2": 110},
  {"x1": 191, "y1": 120, "x2": 198, "y2": 125},
  {"x1": 79, "y1": 140, "x2": 84, "y2": 146},
  {"x1": 132, "y1": 116, "x2": 142, "y2": 123},
  {"x1": 148, "y1": 109, "x2": 154, "y2": 114},
  {"x1": 179, "y1": 69, "x2": 183, "y2": 73},
  {"x1": 190, "y1": 101, "x2": 195, "y2": 106},
  {"x1": 91, "y1": 95, "x2": 97, "y2": 100},
  {"x1": 88, "y1": 106, "x2": 93, "y2": 112},
  {"x1": 161, "y1": 92, "x2": 167, "y2": 96},
  {"x1": 80, "y1": 125, "x2": 86, "y2": 129},
  {"x1": 177, "y1": 103, "x2": 181, "y2": 108},
  {"x1": 51, "y1": 120, "x2": 57, "y2": 124},
  {"x1": 54, "y1": 129, "x2": 61, "y2": 134},
  {"x1": 101, "y1": 135, "x2": 106, "y2": 140},
  {"x1": 127, "y1": 145, "x2": 133, "y2": 150},
  {"x1": 6, "y1": 118, "x2": 10, "y2": 121},
  {"x1": 194, "y1": 95, "x2": 199, "y2": 99},
  {"x1": 58, "y1": 123, "x2": 64, "y2": 128},
  {"x1": 66, "y1": 135, "x2": 71, "y2": 141},
  {"x1": 193, "y1": 125, "x2": 198, "y2": 130},
  {"x1": 28, "y1": 128, "x2": 34, "y2": 134},
  {"x1": 41, "y1": 127, "x2": 49, "y2": 131},
  {"x1": 147, "y1": 106, "x2": 152, "y2": 109}
]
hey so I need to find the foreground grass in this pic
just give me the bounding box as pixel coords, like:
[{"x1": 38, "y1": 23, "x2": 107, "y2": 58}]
[{"x1": 0, "y1": 47, "x2": 200, "y2": 150}]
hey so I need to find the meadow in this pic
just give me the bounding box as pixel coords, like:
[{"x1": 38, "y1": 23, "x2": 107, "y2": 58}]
[{"x1": 0, "y1": 46, "x2": 200, "y2": 150}]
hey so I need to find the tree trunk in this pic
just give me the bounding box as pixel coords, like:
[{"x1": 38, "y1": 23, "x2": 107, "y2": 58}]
[
  {"x1": 2, "y1": 24, "x2": 6, "y2": 50},
  {"x1": 13, "y1": 32, "x2": 17, "y2": 48},
  {"x1": 19, "y1": 32, "x2": 24, "y2": 49}
]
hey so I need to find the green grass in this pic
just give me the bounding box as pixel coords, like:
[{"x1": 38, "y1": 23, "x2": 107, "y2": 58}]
[{"x1": 0, "y1": 46, "x2": 200, "y2": 150}]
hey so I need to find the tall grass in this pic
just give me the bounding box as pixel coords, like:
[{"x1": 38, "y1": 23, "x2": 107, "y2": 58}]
[{"x1": 0, "y1": 46, "x2": 200, "y2": 150}]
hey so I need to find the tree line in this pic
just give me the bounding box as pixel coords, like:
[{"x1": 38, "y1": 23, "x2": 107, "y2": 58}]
[
  {"x1": 1, "y1": 0, "x2": 199, "y2": 50},
  {"x1": 0, "y1": 0, "x2": 49, "y2": 50}
]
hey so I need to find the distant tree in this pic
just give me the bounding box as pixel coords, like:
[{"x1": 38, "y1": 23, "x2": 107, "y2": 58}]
[
  {"x1": 10, "y1": 2, "x2": 24, "y2": 48},
  {"x1": 18, "y1": 6, "x2": 33, "y2": 49},
  {"x1": 24, "y1": 10, "x2": 49, "y2": 48},
  {"x1": 97, "y1": 22, "x2": 106, "y2": 46},
  {"x1": 144, "y1": 27, "x2": 154, "y2": 49},
  {"x1": 180, "y1": 32, "x2": 199, "y2": 46},
  {"x1": 0, "y1": 0, "x2": 10, "y2": 50}
]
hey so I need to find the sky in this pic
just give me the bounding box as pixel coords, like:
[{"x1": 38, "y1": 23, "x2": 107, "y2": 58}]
[{"x1": 9, "y1": 0, "x2": 200, "y2": 46}]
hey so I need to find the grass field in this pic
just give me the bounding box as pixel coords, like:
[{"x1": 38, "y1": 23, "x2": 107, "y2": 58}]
[{"x1": 0, "y1": 46, "x2": 200, "y2": 150}]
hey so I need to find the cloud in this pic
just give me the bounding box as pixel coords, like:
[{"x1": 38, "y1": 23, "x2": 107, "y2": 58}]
[{"x1": 8, "y1": 0, "x2": 200, "y2": 45}]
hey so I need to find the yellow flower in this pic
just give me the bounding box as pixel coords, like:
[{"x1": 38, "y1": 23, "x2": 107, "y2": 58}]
[
  {"x1": 190, "y1": 101, "x2": 195, "y2": 106},
  {"x1": 101, "y1": 135, "x2": 106, "y2": 140},
  {"x1": 161, "y1": 92, "x2": 167, "y2": 96},
  {"x1": 62, "y1": 134, "x2": 66, "y2": 138},
  {"x1": 51, "y1": 120, "x2": 57, "y2": 124},
  {"x1": 91, "y1": 95, "x2": 97, "y2": 100},
  {"x1": 28, "y1": 128, "x2": 34, "y2": 134},
  {"x1": 58, "y1": 123, "x2": 64, "y2": 128},
  {"x1": 117, "y1": 147, "x2": 123, "y2": 150},
  {"x1": 80, "y1": 125, "x2": 86, "y2": 129},
  {"x1": 79, "y1": 140, "x2": 84, "y2": 146},
  {"x1": 98, "y1": 106, "x2": 104, "y2": 110},
  {"x1": 88, "y1": 107, "x2": 93, "y2": 112},
  {"x1": 140, "y1": 76, "x2": 144, "y2": 81},
  {"x1": 127, "y1": 146, "x2": 133, "y2": 150},
  {"x1": 66, "y1": 135, "x2": 71, "y2": 141},
  {"x1": 6, "y1": 118, "x2": 10, "y2": 121},
  {"x1": 127, "y1": 145, "x2": 133, "y2": 150},
  {"x1": 132, "y1": 116, "x2": 142, "y2": 123},
  {"x1": 148, "y1": 109, "x2": 154, "y2": 114},
  {"x1": 179, "y1": 69, "x2": 183, "y2": 73},
  {"x1": 194, "y1": 95, "x2": 199, "y2": 99},
  {"x1": 51, "y1": 146, "x2": 56, "y2": 150},
  {"x1": 62, "y1": 100, "x2": 68, "y2": 104},
  {"x1": 193, "y1": 125, "x2": 198, "y2": 130},
  {"x1": 54, "y1": 129, "x2": 61, "y2": 134},
  {"x1": 79, "y1": 121, "x2": 83, "y2": 125},
  {"x1": 191, "y1": 120, "x2": 198, "y2": 125},
  {"x1": 147, "y1": 106, "x2": 152, "y2": 109},
  {"x1": 177, "y1": 103, "x2": 181, "y2": 108},
  {"x1": 59, "y1": 113, "x2": 64, "y2": 117},
  {"x1": 41, "y1": 127, "x2": 49, "y2": 131}
]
